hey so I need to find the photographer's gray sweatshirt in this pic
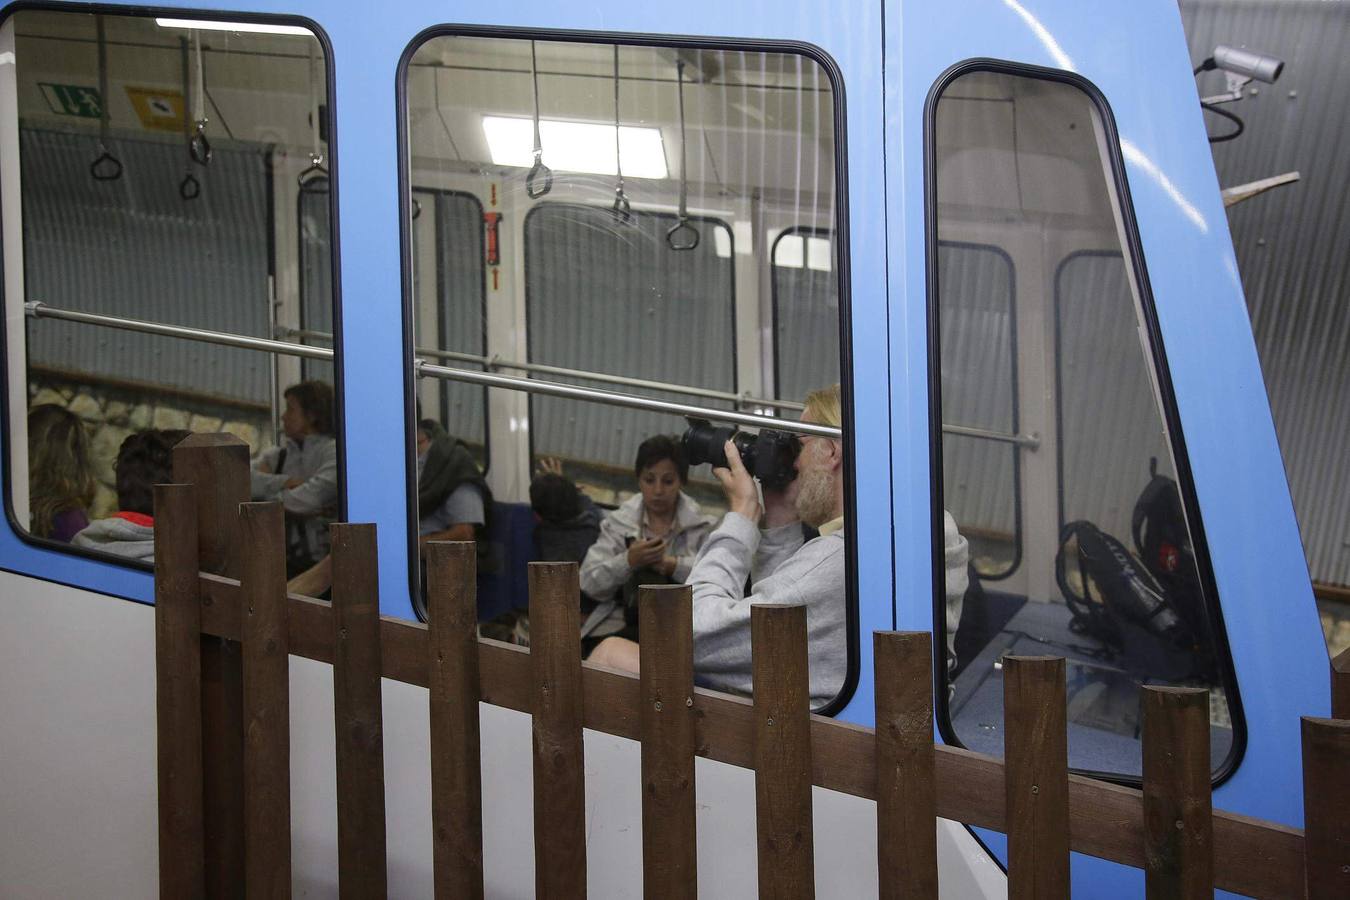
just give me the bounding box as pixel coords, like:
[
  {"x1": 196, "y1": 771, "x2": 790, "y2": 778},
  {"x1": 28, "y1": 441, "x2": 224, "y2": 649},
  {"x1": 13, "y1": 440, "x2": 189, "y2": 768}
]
[
  {"x1": 688, "y1": 510, "x2": 969, "y2": 706},
  {"x1": 688, "y1": 512, "x2": 846, "y2": 705}
]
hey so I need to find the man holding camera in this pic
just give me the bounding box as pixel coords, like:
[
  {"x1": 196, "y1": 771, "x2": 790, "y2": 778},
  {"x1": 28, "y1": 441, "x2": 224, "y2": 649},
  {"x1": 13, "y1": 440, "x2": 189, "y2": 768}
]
[{"x1": 591, "y1": 384, "x2": 849, "y2": 705}]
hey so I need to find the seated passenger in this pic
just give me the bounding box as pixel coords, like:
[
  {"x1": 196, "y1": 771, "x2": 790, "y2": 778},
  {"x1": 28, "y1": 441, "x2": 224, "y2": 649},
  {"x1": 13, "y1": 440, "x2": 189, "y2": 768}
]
[
  {"x1": 579, "y1": 435, "x2": 715, "y2": 647},
  {"x1": 415, "y1": 417, "x2": 491, "y2": 550},
  {"x1": 530, "y1": 459, "x2": 601, "y2": 567},
  {"x1": 26, "y1": 403, "x2": 96, "y2": 543},
  {"x1": 287, "y1": 416, "x2": 490, "y2": 599},
  {"x1": 251, "y1": 380, "x2": 338, "y2": 577},
  {"x1": 590, "y1": 385, "x2": 969, "y2": 707},
  {"x1": 73, "y1": 429, "x2": 189, "y2": 561}
]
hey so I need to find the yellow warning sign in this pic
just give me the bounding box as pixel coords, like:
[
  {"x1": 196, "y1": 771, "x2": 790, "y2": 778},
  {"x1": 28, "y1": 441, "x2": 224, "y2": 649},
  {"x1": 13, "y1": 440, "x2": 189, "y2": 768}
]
[{"x1": 125, "y1": 87, "x2": 185, "y2": 133}]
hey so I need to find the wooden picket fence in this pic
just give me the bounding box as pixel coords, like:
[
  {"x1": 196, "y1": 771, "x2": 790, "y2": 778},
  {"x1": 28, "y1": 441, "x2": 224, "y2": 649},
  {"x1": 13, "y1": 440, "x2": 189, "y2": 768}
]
[{"x1": 154, "y1": 434, "x2": 1349, "y2": 898}]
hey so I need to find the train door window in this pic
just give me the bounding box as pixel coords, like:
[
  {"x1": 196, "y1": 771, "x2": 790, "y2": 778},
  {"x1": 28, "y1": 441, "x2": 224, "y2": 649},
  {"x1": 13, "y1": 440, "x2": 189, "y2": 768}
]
[
  {"x1": 403, "y1": 35, "x2": 852, "y2": 710},
  {"x1": 936, "y1": 242, "x2": 1020, "y2": 580},
  {"x1": 411, "y1": 190, "x2": 488, "y2": 463},
  {"x1": 929, "y1": 67, "x2": 1241, "y2": 779},
  {"x1": 2, "y1": 10, "x2": 340, "y2": 579}
]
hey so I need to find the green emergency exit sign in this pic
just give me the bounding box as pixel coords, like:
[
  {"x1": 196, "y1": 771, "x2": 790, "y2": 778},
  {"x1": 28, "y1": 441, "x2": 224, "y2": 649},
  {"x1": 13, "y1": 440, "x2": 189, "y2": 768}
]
[{"x1": 39, "y1": 83, "x2": 102, "y2": 119}]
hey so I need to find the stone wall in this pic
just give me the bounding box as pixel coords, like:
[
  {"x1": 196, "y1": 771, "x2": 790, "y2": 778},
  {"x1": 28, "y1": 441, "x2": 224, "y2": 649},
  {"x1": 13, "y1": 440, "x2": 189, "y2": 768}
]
[{"x1": 26, "y1": 374, "x2": 271, "y2": 521}]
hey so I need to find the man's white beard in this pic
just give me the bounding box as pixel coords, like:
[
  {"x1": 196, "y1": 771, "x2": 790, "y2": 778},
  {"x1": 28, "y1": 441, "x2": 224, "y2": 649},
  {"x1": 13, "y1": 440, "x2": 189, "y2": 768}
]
[{"x1": 793, "y1": 463, "x2": 835, "y2": 528}]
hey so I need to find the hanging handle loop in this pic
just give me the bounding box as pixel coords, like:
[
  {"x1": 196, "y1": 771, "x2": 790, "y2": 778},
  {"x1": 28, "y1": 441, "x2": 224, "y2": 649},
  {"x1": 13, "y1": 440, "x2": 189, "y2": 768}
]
[
  {"x1": 525, "y1": 40, "x2": 552, "y2": 200},
  {"x1": 610, "y1": 45, "x2": 632, "y2": 224},
  {"x1": 666, "y1": 60, "x2": 699, "y2": 251},
  {"x1": 179, "y1": 172, "x2": 201, "y2": 200},
  {"x1": 90, "y1": 151, "x2": 122, "y2": 181},
  {"x1": 91, "y1": 15, "x2": 122, "y2": 182},
  {"x1": 298, "y1": 154, "x2": 329, "y2": 190}
]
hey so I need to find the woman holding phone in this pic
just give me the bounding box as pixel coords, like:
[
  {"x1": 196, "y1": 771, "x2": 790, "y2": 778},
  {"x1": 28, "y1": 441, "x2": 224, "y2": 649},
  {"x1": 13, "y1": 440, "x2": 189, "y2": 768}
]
[{"x1": 578, "y1": 434, "x2": 715, "y2": 650}]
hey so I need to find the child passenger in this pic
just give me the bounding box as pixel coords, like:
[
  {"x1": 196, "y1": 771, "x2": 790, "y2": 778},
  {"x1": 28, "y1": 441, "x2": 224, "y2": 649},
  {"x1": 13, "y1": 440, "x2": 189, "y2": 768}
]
[
  {"x1": 72, "y1": 429, "x2": 188, "y2": 561},
  {"x1": 579, "y1": 435, "x2": 715, "y2": 648},
  {"x1": 26, "y1": 404, "x2": 96, "y2": 543}
]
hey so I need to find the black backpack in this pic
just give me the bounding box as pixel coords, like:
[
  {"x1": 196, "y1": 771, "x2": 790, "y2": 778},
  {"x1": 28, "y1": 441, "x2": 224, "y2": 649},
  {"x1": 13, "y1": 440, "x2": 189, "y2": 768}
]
[{"x1": 1054, "y1": 460, "x2": 1217, "y2": 683}]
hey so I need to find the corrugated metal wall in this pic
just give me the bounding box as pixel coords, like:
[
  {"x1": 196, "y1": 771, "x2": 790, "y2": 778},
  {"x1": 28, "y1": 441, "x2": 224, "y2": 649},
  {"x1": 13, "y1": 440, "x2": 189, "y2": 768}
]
[
  {"x1": 22, "y1": 127, "x2": 271, "y2": 404},
  {"x1": 1056, "y1": 252, "x2": 1173, "y2": 540},
  {"x1": 430, "y1": 192, "x2": 487, "y2": 447},
  {"x1": 525, "y1": 203, "x2": 735, "y2": 470},
  {"x1": 772, "y1": 232, "x2": 840, "y2": 402},
  {"x1": 1181, "y1": 0, "x2": 1350, "y2": 587},
  {"x1": 298, "y1": 185, "x2": 334, "y2": 385},
  {"x1": 938, "y1": 242, "x2": 1019, "y2": 549}
]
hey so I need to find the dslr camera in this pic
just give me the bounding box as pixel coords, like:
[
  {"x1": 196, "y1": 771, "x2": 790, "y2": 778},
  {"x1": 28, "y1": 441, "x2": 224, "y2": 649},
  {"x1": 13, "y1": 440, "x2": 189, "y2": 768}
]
[{"x1": 681, "y1": 418, "x2": 800, "y2": 489}]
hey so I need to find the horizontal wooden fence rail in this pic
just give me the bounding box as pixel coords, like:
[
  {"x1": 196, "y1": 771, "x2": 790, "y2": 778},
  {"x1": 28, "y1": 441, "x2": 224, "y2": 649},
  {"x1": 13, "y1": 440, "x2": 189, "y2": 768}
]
[
  {"x1": 153, "y1": 440, "x2": 1344, "y2": 900},
  {"x1": 189, "y1": 570, "x2": 1310, "y2": 899}
]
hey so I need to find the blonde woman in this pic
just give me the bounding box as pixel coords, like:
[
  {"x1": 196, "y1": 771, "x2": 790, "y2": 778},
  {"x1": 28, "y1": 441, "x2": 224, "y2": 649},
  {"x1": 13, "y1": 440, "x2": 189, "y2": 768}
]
[{"x1": 27, "y1": 404, "x2": 96, "y2": 543}]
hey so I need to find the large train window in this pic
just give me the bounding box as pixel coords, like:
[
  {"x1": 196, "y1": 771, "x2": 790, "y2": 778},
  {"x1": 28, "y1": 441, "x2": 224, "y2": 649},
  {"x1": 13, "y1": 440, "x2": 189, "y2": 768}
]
[
  {"x1": 2, "y1": 10, "x2": 340, "y2": 578},
  {"x1": 403, "y1": 35, "x2": 852, "y2": 710},
  {"x1": 929, "y1": 67, "x2": 1241, "y2": 779}
]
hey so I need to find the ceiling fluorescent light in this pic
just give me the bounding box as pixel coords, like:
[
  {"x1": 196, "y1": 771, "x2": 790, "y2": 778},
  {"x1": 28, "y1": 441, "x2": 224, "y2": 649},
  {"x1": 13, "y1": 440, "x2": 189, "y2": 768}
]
[
  {"x1": 482, "y1": 116, "x2": 668, "y2": 179},
  {"x1": 155, "y1": 18, "x2": 313, "y2": 37}
]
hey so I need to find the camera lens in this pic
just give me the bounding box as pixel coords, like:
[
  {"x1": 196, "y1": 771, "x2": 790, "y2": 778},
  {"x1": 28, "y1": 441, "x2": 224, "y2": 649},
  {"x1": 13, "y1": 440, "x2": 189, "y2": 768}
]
[{"x1": 681, "y1": 418, "x2": 737, "y2": 469}]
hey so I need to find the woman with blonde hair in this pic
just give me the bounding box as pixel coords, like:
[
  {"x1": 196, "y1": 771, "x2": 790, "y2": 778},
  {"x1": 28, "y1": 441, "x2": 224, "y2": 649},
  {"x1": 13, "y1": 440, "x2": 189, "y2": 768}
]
[{"x1": 27, "y1": 403, "x2": 96, "y2": 543}]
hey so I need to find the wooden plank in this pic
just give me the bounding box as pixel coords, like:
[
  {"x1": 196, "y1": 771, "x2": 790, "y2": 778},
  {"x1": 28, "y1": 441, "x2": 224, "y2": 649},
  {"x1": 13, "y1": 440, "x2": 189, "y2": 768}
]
[
  {"x1": 1332, "y1": 648, "x2": 1350, "y2": 720},
  {"x1": 330, "y1": 523, "x2": 388, "y2": 897},
  {"x1": 873, "y1": 632, "x2": 937, "y2": 900},
  {"x1": 238, "y1": 501, "x2": 291, "y2": 896},
  {"x1": 196, "y1": 576, "x2": 1308, "y2": 900},
  {"x1": 1302, "y1": 717, "x2": 1350, "y2": 899},
  {"x1": 1003, "y1": 656, "x2": 1069, "y2": 900},
  {"x1": 174, "y1": 434, "x2": 250, "y2": 900},
  {"x1": 153, "y1": 484, "x2": 205, "y2": 898},
  {"x1": 528, "y1": 562, "x2": 587, "y2": 898},
  {"x1": 752, "y1": 603, "x2": 815, "y2": 899},
  {"x1": 639, "y1": 584, "x2": 698, "y2": 900},
  {"x1": 426, "y1": 541, "x2": 484, "y2": 900},
  {"x1": 1142, "y1": 687, "x2": 1212, "y2": 899}
]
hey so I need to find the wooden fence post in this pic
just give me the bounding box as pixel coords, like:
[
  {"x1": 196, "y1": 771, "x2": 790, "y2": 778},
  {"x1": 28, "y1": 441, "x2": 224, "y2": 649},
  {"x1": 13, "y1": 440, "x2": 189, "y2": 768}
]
[
  {"x1": 639, "y1": 584, "x2": 698, "y2": 900},
  {"x1": 873, "y1": 631, "x2": 938, "y2": 900},
  {"x1": 238, "y1": 501, "x2": 291, "y2": 896},
  {"x1": 173, "y1": 433, "x2": 250, "y2": 899},
  {"x1": 1003, "y1": 656, "x2": 1070, "y2": 900},
  {"x1": 331, "y1": 523, "x2": 389, "y2": 897},
  {"x1": 1302, "y1": 716, "x2": 1350, "y2": 899},
  {"x1": 1141, "y1": 686, "x2": 1212, "y2": 899},
  {"x1": 427, "y1": 541, "x2": 484, "y2": 900},
  {"x1": 751, "y1": 603, "x2": 814, "y2": 900},
  {"x1": 154, "y1": 483, "x2": 206, "y2": 898},
  {"x1": 1332, "y1": 648, "x2": 1350, "y2": 720},
  {"x1": 528, "y1": 562, "x2": 587, "y2": 898}
]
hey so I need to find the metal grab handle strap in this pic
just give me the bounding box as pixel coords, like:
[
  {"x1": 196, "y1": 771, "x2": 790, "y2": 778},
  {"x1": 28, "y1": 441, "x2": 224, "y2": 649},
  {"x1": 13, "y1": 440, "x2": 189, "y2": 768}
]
[
  {"x1": 300, "y1": 41, "x2": 329, "y2": 190},
  {"x1": 666, "y1": 60, "x2": 699, "y2": 251},
  {"x1": 177, "y1": 37, "x2": 201, "y2": 201},
  {"x1": 90, "y1": 15, "x2": 122, "y2": 182},
  {"x1": 525, "y1": 40, "x2": 553, "y2": 199},
  {"x1": 188, "y1": 32, "x2": 212, "y2": 166},
  {"x1": 611, "y1": 45, "x2": 631, "y2": 224},
  {"x1": 26, "y1": 301, "x2": 831, "y2": 436}
]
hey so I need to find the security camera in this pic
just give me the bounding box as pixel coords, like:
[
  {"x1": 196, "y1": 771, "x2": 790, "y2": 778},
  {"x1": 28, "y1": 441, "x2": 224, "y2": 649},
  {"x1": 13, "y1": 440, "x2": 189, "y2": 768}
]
[
  {"x1": 1195, "y1": 44, "x2": 1286, "y2": 105},
  {"x1": 1213, "y1": 45, "x2": 1284, "y2": 85}
]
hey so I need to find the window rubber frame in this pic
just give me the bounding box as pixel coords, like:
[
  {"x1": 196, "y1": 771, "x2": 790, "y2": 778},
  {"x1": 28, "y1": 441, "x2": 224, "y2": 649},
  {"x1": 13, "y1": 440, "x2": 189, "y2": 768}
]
[
  {"x1": 922, "y1": 57, "x2": 1247, "y2": 787},
  {"x1": 394, "y1": 25, "x2": 861, "y2": 717}
]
